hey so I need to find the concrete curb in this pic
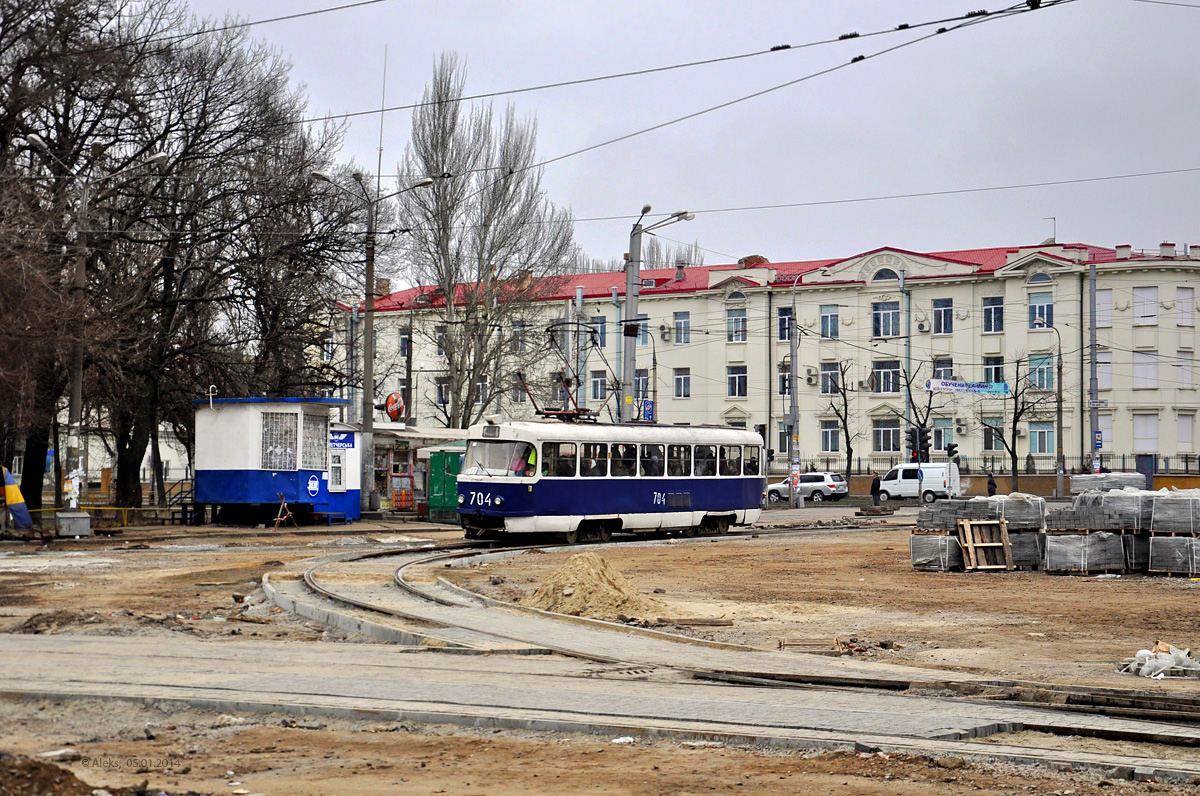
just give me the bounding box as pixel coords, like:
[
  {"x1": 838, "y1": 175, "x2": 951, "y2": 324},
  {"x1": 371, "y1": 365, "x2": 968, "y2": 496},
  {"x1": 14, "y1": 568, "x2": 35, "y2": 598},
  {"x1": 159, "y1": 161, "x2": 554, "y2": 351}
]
[{"x1": 2, "y1": 686, "x2": 1196, "y2": 784}]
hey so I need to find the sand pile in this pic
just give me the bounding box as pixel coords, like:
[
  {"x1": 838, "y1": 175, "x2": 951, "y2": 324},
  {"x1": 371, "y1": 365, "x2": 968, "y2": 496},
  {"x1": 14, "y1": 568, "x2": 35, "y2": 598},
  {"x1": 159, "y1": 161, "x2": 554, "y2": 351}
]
[{"x1": 525, "y1": 552, "x2": 667, "y2": 621}]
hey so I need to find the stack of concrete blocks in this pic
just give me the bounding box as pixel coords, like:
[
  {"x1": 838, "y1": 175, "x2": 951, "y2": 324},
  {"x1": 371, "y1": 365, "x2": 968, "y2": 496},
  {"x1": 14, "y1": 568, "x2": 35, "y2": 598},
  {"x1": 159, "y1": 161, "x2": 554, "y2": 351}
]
[
  {"x1": 909, "y1": 534, "x2": 964, "y2": 572},
  {"x1": 1069, "y1": 472, "x2": 1148, "y2": 494},
  {"x1": 1043, "y1": 531, "x2": 1127, "y2": 573},
  {"x1": 913, "y1": 495, "x2": 1045, "y2": 570},
  {"x1": 1149, "y1": 490, "x2": 1200, "y2": 574},
  {"x1": 1044, "y1": 489, "x2": 1161, "y2": 573}
]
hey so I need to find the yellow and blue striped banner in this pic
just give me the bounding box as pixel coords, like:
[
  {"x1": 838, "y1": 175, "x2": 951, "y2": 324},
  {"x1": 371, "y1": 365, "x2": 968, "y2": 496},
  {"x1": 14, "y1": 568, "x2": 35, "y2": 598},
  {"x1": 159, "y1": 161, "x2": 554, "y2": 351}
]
[{"x1": 3, "y1": 466, "x2": 32, "y2": 529}]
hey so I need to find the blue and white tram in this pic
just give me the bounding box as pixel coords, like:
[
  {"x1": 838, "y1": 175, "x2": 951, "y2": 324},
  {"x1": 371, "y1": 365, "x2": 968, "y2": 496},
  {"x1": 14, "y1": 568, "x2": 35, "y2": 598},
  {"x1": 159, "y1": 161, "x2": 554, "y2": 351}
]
[{"x1": 456, "y1": 419, "x2": 766, "y2": 543}]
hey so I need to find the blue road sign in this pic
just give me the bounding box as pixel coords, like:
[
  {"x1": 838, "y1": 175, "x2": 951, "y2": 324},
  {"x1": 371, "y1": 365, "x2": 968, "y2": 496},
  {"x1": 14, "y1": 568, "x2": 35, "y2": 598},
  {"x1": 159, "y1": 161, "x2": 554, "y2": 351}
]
[
  {"x1": 643, "y1": 400, "x2": 654, "y2": 422},
  {"x1": 1094, "y1": 430, "x2": 1103, "y2": 450}
]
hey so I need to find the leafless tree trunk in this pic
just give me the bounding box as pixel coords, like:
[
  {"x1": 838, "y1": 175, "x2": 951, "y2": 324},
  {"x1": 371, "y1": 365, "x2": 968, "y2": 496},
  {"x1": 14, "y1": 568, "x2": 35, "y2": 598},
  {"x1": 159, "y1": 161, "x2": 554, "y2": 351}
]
[
  {"x1": 970, "y1": 355, "x2": 1057, "y2": 492},
  {"x1": 399, "y1": 53, "x2": 576, "y2": 428}
]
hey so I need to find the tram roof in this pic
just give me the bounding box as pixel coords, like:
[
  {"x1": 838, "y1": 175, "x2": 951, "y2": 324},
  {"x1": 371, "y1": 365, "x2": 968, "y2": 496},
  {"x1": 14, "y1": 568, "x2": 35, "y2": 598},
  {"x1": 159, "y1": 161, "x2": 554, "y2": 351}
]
[{"x1": 467, "y1": 420, "x2": 761, "y2": 445}]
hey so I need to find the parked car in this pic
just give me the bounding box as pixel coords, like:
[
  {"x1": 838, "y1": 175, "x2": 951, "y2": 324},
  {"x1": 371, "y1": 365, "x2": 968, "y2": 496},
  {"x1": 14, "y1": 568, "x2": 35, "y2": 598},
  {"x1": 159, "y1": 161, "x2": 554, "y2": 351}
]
[
  {"x1": 765, "y1": 472, "x2": 848, "y2": 504},
  {"x1": 876, "y1": 462, "x2": 961, "y2": 503}
]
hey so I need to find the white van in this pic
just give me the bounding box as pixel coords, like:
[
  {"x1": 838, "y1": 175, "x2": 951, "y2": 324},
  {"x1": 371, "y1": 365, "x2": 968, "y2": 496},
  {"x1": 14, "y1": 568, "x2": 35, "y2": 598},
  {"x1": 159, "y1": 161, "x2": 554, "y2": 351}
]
[{"x1": 877, "y1": 463, "x2": 961, "y2": 503}]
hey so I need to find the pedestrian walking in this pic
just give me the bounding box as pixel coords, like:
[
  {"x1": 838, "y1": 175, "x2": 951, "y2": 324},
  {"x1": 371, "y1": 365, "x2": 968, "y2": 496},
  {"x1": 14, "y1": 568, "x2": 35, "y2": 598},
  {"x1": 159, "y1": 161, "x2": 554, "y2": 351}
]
[
  {"x1": 869, "y1": 471, "x2": 881, "y2": 507},
  {"x1": 987, "y1": 472, "x2": 998, "y2": 497}
]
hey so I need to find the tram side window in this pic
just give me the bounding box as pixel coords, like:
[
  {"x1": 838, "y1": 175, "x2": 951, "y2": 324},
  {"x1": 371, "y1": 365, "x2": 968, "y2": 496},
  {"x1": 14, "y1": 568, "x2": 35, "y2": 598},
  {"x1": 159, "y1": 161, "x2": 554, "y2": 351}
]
[
  {"x1": 640, "y1": 444, "x2": 664, "y2": 476},
  {"x1": 719, "y1": 445, "x2": 742, "y2": 476},
  {"x1": 580, "y1": 443, "x2": 608, "y2": 477},
  {"x1": 542, "y1": 442, "x2": 577, "y2": 477},
  {"x1": 694, "y1": 445, "x2": 717, "y2": 476},
  {"x1": 611, "y1": 443, "x2": 637, "y2": 477},
  {"x1": 744, "y1": 446, "x2": 761, "y2": 476},
  {"x1": 667, "y1": 445, "x2": 691, "y2": 476}
]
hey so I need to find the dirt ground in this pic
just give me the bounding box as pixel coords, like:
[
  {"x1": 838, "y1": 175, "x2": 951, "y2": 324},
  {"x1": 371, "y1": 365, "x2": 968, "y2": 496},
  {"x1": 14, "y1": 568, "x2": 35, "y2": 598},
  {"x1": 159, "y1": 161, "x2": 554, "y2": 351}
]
[
  {"x1": 2, "y1": 696, "x2": 1196, "y2": 796},
  {"x1": 455, "y1": 529, "x2": 1200, "y2": 691},
  {"x1": 5, "y1": 520, "x2": 1200, "y2": 794}
]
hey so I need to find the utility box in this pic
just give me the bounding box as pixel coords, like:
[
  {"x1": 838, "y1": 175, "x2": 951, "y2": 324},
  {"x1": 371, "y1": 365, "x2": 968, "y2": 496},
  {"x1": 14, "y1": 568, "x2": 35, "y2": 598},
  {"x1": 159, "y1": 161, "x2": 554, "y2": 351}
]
[
  {"x1": 55, "y1": 511, "x2": 92, "y2": 538},
  {"x1": 423, "y1": 441, "x2": 466, "y2": 524}
]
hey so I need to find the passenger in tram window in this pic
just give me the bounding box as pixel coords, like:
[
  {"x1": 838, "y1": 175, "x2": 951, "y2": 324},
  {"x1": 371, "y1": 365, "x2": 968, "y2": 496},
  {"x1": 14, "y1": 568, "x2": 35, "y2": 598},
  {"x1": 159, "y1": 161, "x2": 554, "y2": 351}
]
[
  {"x1": 641, "y1": 444, "x2": 664, "y2": 477},
  {"x1": 581, "y1": 443, "x2": 607, "y2": 477},
  {"x1": 611, "y1": 443, "x2": 636, "y2": 477},
  {"x1": 720, "y1": 446, "x2": 742, "y2": 476},
  {"x1": 667, "y1": 445, "x2": 691, "y2": 476},
  {"x1": 694, "y1": 445, "x2": 716, "y2": 476}
]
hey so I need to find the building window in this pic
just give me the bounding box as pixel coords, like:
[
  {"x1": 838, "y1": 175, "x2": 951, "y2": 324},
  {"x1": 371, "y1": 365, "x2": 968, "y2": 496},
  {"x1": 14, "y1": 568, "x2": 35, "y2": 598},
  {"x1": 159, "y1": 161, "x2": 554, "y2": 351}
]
[
  {"x1": 982, "y1": 296, "x2": 1004, "y2": 333},
  {"x1": 674, "y1": 368, "x2": 691, "y2": 399},
  {"x1": 1029, "y1": 354, "x2": 1054, "y2": 391},
  {"x1": 301, "y1": 414, "x2": 328, "y2": 471},
  {"x1": 637, "y1": 313, "x2": 649, "y2": 346},
  {"x1": 983, "y1": 417, "x2": 1004, "y2": 451},
  {"x1": 727, "y1": 307, "x2": 747, "y2": 342},
  {"x1": 1030, "y1": 421, "x2": 1054, "y2": 454},
  {"x1": 820, "y1": 362, "x2": 840, "y2": 394},
  {"x1": 1133, "y1": 413, "x2": 1159, "y2": 452},
  {"x1": 1098, "y1": 351, "x2": 1112, "y2": 390},
  {"x1": 820, "y1": 420, "x2": 839, "y2": 453},
  {"x1": 1133, "y1": 351, "x2": 1158, "y2": 388},
  {"x1": 436, "y1": 325, "x2": 448, "y2": 356},
  {"x1": 674, "y1": 311, "x2": 690, "y2": 343},
  {"x1": 511, "y1": 375, "x2": 526, "y2": 403},
  {"x1": 261, "y1": 412, "x2": 297, "y2": 471},
  {"x1": 590, "y1": 370, "x2": 607, "y2": 401},
  {"x1": 932, "y1": 357, "x2": 953, "y2": 381},
  {"x1": 1028, "y1": 273, "x2": 1053, "y2": 284},
  {"x1": 1029, "y1": 292, "x2": 1053, "y2": 328},
  {"x1": 779, "y1": 422, "x2": 792, "y2": 456},
  {"x1": 1133, "y1": 286, "x2": 1158, "y2": 326},
  {"x1": 435, "y1": 378, "x2": 450, "y2": 406},
  {"x1": 1179, "y1": 287, "x2": 1195, "y2": 326},
  {"x1": 778, "y1": 306, "x2": 792, "y2": 341},
  {"x1": 820, "y1": 304, "x2": 839, "y2": 339},
  {"x1": 1178, "y1": 351, "x2": 1194, "y2": 389},
  {"x1": 550, "y1": 375, "x2": 567, "y2": 404},
  {"x1": 398, "y1": 330, "x2": 410, "y2": 359},
  {"x1": 1095, "y1": 289, "x2": 1112, "y2": 328},
  {"x1": 1098, "y1": 414, "x2": 1113, "y2": 451},
  {"x1": 873, "y1": 268, "x2": 899, "y2": 281},
  {"x1": 872, "y1": 301, "x2": 900, "y2": 338},
  {"x1": 983, "y1": 356, "x2": 1004, "y2": 384},
  {"x1": 871, "y1": 360, "x2": 900, "y2": 393},
  {"x1": 873, "y1": 418, "x2": 901, "y2": 452},
  {"x1": 474, "y1": 376, "x2": 489, "y2": 404},
  {"x1": 591, "y1": 316, "x2": 606, "y2": 348},
  {"x1": 778, "y1": 363, "x2": 790, "y2": 396},
  {"x1": 727, "y1": 365, "x2": 747, "y2": 397},
  {"x1": 511, "y1": 322, "x2": 527, "y2": 353},
  {"x1": 932, "y1": 418, "x2": 952, "y2": 451},
  {"x1": 1181, "y1": 413, "x2": 1195, "y2": 453},
  {"x1": 634, "y1": 368, "x2": 649, "y2": 401},
  {"x1": 932, "y1": 298, "x2": 953, "y2": 334}
]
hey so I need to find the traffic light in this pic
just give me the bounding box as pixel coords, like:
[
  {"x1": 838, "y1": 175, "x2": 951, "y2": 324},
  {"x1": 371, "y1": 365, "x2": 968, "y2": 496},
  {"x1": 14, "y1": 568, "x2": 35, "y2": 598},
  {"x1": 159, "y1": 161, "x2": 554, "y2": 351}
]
[
  {"x1": 945, "y1": 442, "x2": 959, "y2": 459},
  {"x1": 916, "y1": 427, "x2": 932, "y2": 463},
  {"x1": 905, "y1": 427, "x2": 919, "y2": 462}
]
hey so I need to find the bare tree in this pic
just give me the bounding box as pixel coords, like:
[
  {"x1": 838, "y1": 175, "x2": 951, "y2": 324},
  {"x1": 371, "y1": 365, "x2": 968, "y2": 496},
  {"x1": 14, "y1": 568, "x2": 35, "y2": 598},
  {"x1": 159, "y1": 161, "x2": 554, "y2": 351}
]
[
  {"x1": 642, "y1": 236, "x2": 705, "y2": 270},
  {"x1": 822, "y1": 361, "x2": 864, "y2": 480},
  {"x1": 971, "y1": 354, "x2": 1057, "y2": 492},
  {"x1": 399, "y1": 53, "x2": 576, "y2": 428}
]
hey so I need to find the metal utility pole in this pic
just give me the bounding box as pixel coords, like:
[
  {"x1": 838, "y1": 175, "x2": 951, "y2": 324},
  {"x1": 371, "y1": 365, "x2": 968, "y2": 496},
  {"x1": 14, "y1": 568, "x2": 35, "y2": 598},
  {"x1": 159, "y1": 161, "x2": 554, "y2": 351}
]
[
  {"x1": 1088, "y1": 259, "x2": 1100, "y2": 473},
  {"x1": 1037, "y1": 318, "x2": 1065, "y2": 497},
  {"x1": 789, "y1": 274, "x2": 802, "y2": 509},
  {"x1": 620, "y1": 205, "x2": 693, "y2": 422},
  {"x1": 900, "y1": 268, "x2": 911, "y2": 428}
]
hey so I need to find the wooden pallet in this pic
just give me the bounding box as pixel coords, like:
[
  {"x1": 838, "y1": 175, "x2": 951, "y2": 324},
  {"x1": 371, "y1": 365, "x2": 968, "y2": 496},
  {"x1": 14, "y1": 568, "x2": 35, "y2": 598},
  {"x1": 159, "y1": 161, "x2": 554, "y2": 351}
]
[
  {"x1": 957, "y1": 518, "x2": 1013, "y2": 571},
  {"x1": 912, "y1": 527, "x2": 954, "y2": 535}
]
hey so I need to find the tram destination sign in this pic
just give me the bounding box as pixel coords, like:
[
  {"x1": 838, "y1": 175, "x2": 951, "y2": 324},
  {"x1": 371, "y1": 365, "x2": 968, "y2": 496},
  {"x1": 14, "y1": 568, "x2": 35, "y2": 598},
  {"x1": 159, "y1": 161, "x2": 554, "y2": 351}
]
[{"x1": 924, "y1": 378, "x2": 1010, "y2": 396}]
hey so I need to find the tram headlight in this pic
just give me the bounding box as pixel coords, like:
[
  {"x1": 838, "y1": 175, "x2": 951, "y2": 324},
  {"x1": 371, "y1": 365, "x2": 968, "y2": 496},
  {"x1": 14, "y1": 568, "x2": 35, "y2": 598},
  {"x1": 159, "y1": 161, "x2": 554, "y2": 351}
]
[
  {"x1": 457, "y1": 494, "x2": 464, "y2": 505},
  {"x1": 494, "y1": 496, "x2": 503, "y2": 506}
]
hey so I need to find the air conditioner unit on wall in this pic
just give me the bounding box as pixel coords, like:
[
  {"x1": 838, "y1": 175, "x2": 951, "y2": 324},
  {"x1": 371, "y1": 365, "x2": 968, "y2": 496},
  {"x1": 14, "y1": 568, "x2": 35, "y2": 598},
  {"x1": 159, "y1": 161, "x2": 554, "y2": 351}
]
[
  {"x1": 1015, "y1": 427, "x2": 1027, "y2": 437},
  {"x1": 659, "y1": 324, "x2": 670, "y2": 342},
  {"x1": 805, "y1": 374, "x2": 818, "y2": 386},
  {"x1": 917, "y1": 321, "x2": 929, "y2": 332}
]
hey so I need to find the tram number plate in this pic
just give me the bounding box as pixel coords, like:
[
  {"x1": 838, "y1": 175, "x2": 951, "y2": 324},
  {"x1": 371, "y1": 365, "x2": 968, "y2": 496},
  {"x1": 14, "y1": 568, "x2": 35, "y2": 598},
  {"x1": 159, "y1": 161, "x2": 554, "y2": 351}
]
[
  {"x1": 466, "y1": 491, "x2": 495, "y2": 507},
  {"x1": 652, "y1": 492, "x2": 666, "y2": 505}
]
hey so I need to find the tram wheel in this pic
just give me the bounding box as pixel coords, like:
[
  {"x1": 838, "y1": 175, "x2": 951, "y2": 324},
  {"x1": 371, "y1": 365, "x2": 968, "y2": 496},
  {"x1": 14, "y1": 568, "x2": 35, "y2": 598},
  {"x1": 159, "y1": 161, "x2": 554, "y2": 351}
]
[
  {"x1": 682, "y1": 526, "x2": 698, "y2": 538},
  {"x1": 714, "y1": 517, "x2": 730, "y2": 535},
  {"x1": 564, "y1": 528, "x2": 580, "y2": 545},
  {"x1": 598, "y1": 526, "x2": 613, "y2": 543}
]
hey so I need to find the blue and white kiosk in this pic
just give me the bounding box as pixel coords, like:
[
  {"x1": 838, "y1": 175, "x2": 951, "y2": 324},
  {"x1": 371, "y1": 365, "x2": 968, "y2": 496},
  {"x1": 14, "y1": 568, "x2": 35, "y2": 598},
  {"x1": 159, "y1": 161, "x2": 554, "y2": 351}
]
[{"x1": 194, "y1": 397, "x2": 360, "y2": 524}]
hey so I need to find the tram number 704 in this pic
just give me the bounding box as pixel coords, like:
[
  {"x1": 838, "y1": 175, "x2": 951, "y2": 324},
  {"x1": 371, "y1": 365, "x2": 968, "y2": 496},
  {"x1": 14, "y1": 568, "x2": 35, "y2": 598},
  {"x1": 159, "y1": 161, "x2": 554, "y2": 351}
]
[
  {"x1": 652, "y1": 492, "x2": 666, "y2": 506},
  {"x1": 466, "y1": 491, "x2": 494, "y2": 507}
]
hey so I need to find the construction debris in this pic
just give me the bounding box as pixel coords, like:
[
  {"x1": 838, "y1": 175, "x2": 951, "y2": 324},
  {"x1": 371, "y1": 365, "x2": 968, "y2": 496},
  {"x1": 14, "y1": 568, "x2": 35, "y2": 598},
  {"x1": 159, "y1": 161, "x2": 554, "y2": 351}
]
[
  {"x1": 525, "y1": 552, "x2": 668, "y2": 621},
  {"x1": 1119, "y1": 641, "x2": 1200, "y2": 678}
]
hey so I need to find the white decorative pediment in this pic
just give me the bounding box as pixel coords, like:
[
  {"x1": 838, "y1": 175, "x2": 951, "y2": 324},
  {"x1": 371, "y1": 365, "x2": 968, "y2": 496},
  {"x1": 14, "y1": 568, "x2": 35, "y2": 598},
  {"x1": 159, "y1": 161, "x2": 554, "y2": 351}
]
[
  {"x1": 801, "y1": 248, "x2": 979, "y2": 286},
  {"x1": 995, "y1": 251, "x2": 1081, "y2": 278}
]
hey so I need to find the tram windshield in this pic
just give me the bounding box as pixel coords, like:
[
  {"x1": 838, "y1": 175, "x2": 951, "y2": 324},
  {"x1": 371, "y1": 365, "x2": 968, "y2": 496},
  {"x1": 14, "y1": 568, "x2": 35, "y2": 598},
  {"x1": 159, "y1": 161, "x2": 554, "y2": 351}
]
[{"x1": 463, "y1": 440, "x2": 537, "y2": 477}]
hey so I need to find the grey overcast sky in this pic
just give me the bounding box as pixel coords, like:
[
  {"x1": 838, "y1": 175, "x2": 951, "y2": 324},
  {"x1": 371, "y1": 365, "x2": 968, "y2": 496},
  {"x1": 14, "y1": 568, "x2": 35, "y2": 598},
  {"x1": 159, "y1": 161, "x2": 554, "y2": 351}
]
[{"x1": 185, "y1": 0, "x2": 1198, "y2": 265}]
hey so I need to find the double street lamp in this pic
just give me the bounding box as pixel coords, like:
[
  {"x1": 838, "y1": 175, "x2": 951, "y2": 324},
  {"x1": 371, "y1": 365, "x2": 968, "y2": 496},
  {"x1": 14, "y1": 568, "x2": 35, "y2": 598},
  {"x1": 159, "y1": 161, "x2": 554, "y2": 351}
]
[
  {"x1": 1033, "y1": 318, "x2": 1065, "y2": 498},
  {"x1": 312, "y1": 171, "x2": 433, "y2": 512},
  {"x1": 26, "y1": 134, "x2": 167, "y2": 520},
  {"x1": 620, "y1": 205, "x2": 694, "y2": 423}
]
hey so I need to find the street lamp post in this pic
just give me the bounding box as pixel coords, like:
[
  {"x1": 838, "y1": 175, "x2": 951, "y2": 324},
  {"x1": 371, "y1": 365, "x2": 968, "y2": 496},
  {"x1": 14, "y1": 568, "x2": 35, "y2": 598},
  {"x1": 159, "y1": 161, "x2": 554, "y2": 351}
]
[
  {"x1": 312, "y1": 171, "x2": 433, "y2": 512},
  {"x1": 26, "y1": 135, "x2": 166, "y2": 527},
  {"x1": 788, "y1": 274, "x2": 803, "y2": 509},
  {"x1": 1035, "y1": 318, "x2": 1064, "y2": 498},
  {"x1": 620, "y1": 206, "x2": 694, "y2": 423}
]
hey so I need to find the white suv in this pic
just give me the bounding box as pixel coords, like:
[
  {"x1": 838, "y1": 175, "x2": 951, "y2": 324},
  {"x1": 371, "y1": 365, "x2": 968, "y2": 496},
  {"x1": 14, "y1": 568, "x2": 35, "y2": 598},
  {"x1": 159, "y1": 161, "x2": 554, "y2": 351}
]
[{"x1": 766, "y1": 472, "x2": 849, "y2": 504}]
